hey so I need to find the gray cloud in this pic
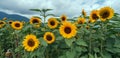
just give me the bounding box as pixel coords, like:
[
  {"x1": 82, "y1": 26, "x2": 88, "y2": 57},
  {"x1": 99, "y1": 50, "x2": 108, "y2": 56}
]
[{"x1": 0, "y1": 0, "x2": 120, "y2": 19}]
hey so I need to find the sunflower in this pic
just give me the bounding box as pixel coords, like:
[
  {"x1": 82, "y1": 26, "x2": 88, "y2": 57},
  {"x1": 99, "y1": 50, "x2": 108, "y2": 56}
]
[
  {"x1": 11, "y1": 21, "x2": 23, "y2": 30},
  {"x1": 88, "y1": 19, "x2": 95, "y2": 23},
  {"x1": 90, "y1": 10, "x2": 99, "y2": 23},
  {"x1": 0, "y1": 20, "x2": 6, "y2": 25},
  {"x1": 2, "y1": 17, "x2": 7, "y2": 20},
  {"x1": 8, "y1": 20, "x2": 13, "y2": 24},
  {"x1": 77, "y1": 17, "x2": 86, "y2": 24},
  {"x1": 0, "y1": 20, "x2": 6, "y2": 28},
  {"x1": 98, "y1": 6, "x2": 114, "y2": 21},
  {"x1": 22, "y1": 34, "x2": 40, "y2": 51},
  {"x1": 48, "y1": 17, "x2": 58, "y2": 29},
  {"x1": 82, "y1": 9, "x2": 86, "y2": 17},
  {"x1": 44, "y1": 32, "x2": 55, "y2": 44},
  {"x1": 60, "y1": 14, "x2": 67, "y2": 22},
  {"x1": 30, "y1": 17, "x2": 41, "y2": 24},
  {"x1": 59, "y1": 21, "x2": 77, "y2": 39}
]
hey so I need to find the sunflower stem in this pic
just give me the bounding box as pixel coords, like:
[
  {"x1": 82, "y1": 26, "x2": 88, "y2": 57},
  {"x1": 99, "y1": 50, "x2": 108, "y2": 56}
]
[{"x1": 100, "y1": 22, "x2": 105, "y2": 55}]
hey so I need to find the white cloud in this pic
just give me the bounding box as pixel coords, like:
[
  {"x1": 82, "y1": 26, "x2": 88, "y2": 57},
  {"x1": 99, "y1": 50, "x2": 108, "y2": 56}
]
[{"x1": 0, "y1": 0, "x2": 119, "y2": 20}]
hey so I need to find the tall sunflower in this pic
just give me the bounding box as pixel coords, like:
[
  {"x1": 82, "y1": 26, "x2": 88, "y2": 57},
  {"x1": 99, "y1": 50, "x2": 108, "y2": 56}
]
[
  {"x1": 11, "y1": 21, "x2": 23, "y2": 30},
  {"x1": 82, "y1": 9, "x2": 86, "y2": 17},
  {"x1": 77, "y1": 17, "x2": 86, "y2": 24},
  {"x1": 60, "y1": 14, "x2": 67, "y2": 22},
  {"x1": 89, "y1": 10, "x2": 99, "y2": 23},
  {"x1": 44, "y1": 32, "x2": 55, "y2": 44},
  {"x1": 30, "y1": 17, "x2": 41, "y2": 24},
  {"x1": 0, "y1": 20, "x2": 6, "y2": 28},
  {"x1": 22, "y1": 34, "x2": 40, "y2": 51},
  {"x1": 48, "y1": 17, "x2": 58, "y2": 29},
  {"x1": 98, "y1": 6, "x2": 114, "y2": 21},
  {"x1": 59, "y1": 21, "x2": 77, "y2": 39}
]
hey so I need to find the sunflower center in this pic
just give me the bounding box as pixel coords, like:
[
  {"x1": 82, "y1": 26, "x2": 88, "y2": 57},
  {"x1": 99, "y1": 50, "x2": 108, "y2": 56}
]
[
  {"x1": 28, "y1": 39, "x2": 35, "y2": 47},
  {"x1": 101, "y1": 11, "x2": 110, "y2": 18},
  {"x1": 64, "y1": 27, "x2": 71, "y2": 34},
  {"x1": 15, "y1": 23, "x2": 20, "y2": 27},
  {"x1": 33, "y1": 19, "x2": 39, "y2": 23},
  {"x1": 9, "y1": 22, "x2": 12, "y2": 24},
  {"x1": 62, "y1": 17, "x2": 65, "y2": 21},
  {"x1": 46, "y1": 35, "x2": 52, "y2": 41},
  {"x1": 92, "y1": 14, "x2": 99, "y2": 20},
  {"x1": 50, "y1": 21, "x2": 55, "y2": 26}
]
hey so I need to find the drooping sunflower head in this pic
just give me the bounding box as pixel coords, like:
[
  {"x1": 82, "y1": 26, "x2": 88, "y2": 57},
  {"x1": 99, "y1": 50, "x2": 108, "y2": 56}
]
[
  {"x1": 82, "y1": 9, "x2": 86, "y2": 17},
  {"x1": 77, "y1": 17, "x2": 86, "y2": 24},
  {"x1": 0, "y1": 20, "x2": 6, "y2": 28},
  {"x1": 90, "y1": 10, "x2": 99, "y2": 23},
  {"x1": 30, "y1": 17, "x2": 41, "y2": 24},
  {"x1": 48, "y1": 17, "x2": 59, "y2": 29},
  {"x1": 59, "y1": 21, "x2": 77, "y2": 39},
  {"x1": 44, "y1": 32, "x2": 55, "y2": 44},
  {"x1": 22, "y1": 34, "x2": 40, "y2": 52},
  {"x1": 60, "y1": 14, "x2": 67, "y2": 22},
  {"x1": 11, "y1": 21, "x2": 23, "y2": 30},
  {"x1": 98, "y1": 6, "x2": 114, "y2": 21}
]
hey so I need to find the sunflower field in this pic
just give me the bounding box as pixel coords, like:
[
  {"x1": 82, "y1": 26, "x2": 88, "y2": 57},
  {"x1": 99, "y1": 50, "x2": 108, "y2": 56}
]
[{"x1": 0, "y1": 6, "x2": 120, "y2": 58}]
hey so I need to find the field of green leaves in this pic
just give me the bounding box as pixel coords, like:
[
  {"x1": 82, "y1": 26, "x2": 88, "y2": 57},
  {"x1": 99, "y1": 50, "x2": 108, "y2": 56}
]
[{"x1": 0, "y1": 6, "x2": 120, "y2": 58}]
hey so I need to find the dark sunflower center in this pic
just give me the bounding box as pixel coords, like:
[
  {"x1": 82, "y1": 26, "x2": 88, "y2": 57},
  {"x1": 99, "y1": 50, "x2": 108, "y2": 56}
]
[
  {"x1": 46, "y1": 35, "x2": 52, "y2": 41},
  {"x1": 101, "y1": 11, "x2": 110, "y2": 18},
  {"x1": 0, "y1": 22, "x2": 4, "y2": 24},
  {"x1": 28, "y1": 39, "x2": 35, "y2": 47},
  {"x1": 92, "y1": 14, "x2": 99, "y2": 20},
  {"x1": 64, "y1": 27, "x2": 71, "y2": 34},
  {"x1": 15, "y1": 23, "x2": 20, "y2": 27},
  {"x1": 9, "y1": 22, "x2": 12, "y2": 24},
  {"x1": 33, "y1": 19, "x2": 39, "y2": 23},
  {"x1": 50, "y1": 21, "x2": 55, "y2": 26},
  {"x1": 62, "y1": 17, "x2": 65, "y2": 21}
]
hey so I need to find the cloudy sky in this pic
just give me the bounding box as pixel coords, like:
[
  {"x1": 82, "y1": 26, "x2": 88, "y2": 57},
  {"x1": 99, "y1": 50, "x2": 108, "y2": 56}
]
[{"x1": 0, "y1": 0, "x2": 120, "y2": 19}]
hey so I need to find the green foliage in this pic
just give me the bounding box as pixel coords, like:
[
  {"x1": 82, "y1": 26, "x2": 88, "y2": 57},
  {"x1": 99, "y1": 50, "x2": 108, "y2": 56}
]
[{"x1": 0, "y1": 10, "x2": 120, "y2": 58}]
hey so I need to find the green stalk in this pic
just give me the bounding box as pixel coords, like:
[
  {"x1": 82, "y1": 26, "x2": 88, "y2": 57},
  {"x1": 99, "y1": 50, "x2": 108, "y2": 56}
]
[
  {"x1": 89, "y1": 33, "x2": 92, "y2": 53},
  {"x1": 100, "y1": 22, "x2": 104, "y2": 55}
]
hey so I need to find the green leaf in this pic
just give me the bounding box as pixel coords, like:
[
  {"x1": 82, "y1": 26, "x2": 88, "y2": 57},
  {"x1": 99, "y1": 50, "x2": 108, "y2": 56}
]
[
  {"x1": 56, "y1": 36, "x2": 63, "y2": 40},
  {"x1": 76, "y1": 39, "x2": 88, "y2": 47},
  {"x1": 75, "y1": 46, "x2": 82, "y2": 52},
  {"x1": 114, "y1": 38, "x2": 120, "y2": 48},
  {"x1": 46, "y1": 14, "x2": 55, "y2": 17},
  {"x1": 42, "y1": 9, "x2": 53, "y2": 12},
  {"x1": 30, "y1": 9, "x2": 41, "y2": 12},
  {"x1": 94, "y1": 53, "x2": 97, "y2": 58},
  {"x1": 65, "y1": 38, "x2": 75, "y2": 47},
  {"x1": 66, "y1": 51, "x2": 76, "y2": 58},
  {"x1": 102, "y1": 52, "x2": 112, "y2": 58},
  {"x1": 94, "y1": 47, "x2": 100, "y2": 52},
  {"x1": 88, "y1": 53, "x2": 94, "y2": 58},
  {"x1": 58, "y1": 55, "x2": 66, "y2": 58},
  {"x1": 39, "y1": 37, "x2": 48, "y2": 46}
]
